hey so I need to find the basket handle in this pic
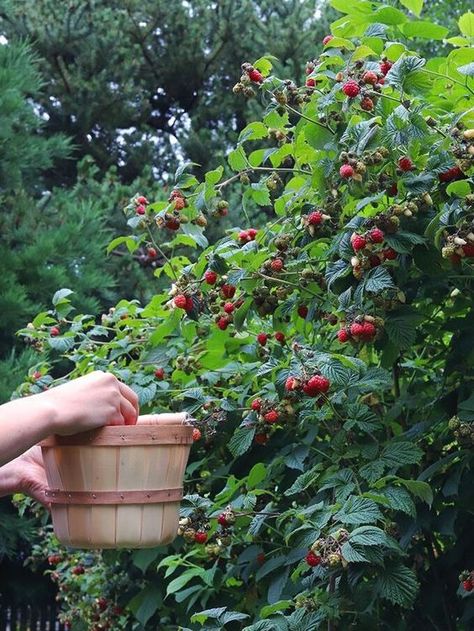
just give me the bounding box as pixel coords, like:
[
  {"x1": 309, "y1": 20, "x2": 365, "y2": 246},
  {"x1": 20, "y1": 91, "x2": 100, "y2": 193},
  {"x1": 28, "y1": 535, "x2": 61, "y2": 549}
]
[{"x1": 137, "y1": 413, "x2": 191, "y2": 425}]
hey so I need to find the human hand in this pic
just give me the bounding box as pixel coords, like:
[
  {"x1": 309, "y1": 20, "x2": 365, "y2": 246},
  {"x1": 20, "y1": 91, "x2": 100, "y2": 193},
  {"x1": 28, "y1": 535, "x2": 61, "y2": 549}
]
[
  {"x1": 0, "y1": 446, "x2": 49, "y2": 508},
  {"x1": 43, "y1": 371, "x2": 139, "y2": 436}
]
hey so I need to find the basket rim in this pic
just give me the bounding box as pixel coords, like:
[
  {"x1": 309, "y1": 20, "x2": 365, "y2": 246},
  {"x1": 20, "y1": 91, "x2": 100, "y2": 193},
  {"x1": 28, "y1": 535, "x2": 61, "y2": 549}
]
[{"x1": 40, "y1": 423, "x2": 194, "y2": 447}]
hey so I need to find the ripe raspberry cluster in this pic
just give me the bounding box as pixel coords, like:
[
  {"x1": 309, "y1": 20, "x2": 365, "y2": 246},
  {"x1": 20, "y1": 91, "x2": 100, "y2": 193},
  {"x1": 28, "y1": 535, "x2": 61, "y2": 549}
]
[
  {"x1": 337, "y1": 315, "x2": 382, "y2": 344},
  {"x1": 349, "y1": 227, "x2": 399, "y2": 279},
  {"x1": 306, "y1": 529, "x2": 349, "y2": 569},
  {"x1": 459, "y1": 570, "x2": 474, "y2": 592},
  {"x1": 284, "y1": 373, "x2": 330, "y2": 397},
  {"x1": 441, "y1": 219, "x2": 474, "y2": 264}
]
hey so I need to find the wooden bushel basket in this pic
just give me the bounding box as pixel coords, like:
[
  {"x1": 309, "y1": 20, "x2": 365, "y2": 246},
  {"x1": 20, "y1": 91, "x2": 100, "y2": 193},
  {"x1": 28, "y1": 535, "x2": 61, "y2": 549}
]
[{"x1": 40, "y1": 414, "x2": 193, "y2": 549}]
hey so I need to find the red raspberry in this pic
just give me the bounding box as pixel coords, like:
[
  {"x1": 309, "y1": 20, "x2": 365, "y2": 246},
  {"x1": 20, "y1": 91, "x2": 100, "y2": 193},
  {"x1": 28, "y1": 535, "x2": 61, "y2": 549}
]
[
  {"x1": 350, "y1": 322, "x2": 365, "y2": 337},
  {"x1": 72, "y1": 565, "x2": 85, "y2": 576},
  {"x1": 48, "y1": 554, "x2": 61, "y2": 565},
  {"x1": 136, "y1": 204, "x2": 146, "y2": 215},
  {"x1": 305, "y1": 551, "x2": 322, "y2": 567},
  {"x1": 217, "y1": 316, "x2": 230, "y2": 330},
  {"x1": 224, "y1": 302, "x2": 235, "y2": 314},
  {"x1": 217, "y1": 514, "x2": 228, "y2": 527},
  {"x1": 322, "y1": 34, "x2": 334, "y2": 46},
  {"x1": 378, "y1": 77, "x2": 385, "y2": 85},
  {"x1": 256, "y1": 552, "x2": 266, "y2": 565},
  {"x1": 221, "y1": 284, "x2": 236, "y2": 299},
  {"x1": 361, "y1": 321, "x2": 376, "y2": 339},
  {"x1": 342, "y1": 80, "x2": 360, "y2": 98},
  {"x1": 247, "y1": 228, "x2": 258, "y2": 239},
  {"x1": 271, "y1": 258, "x2": 284, "y2": 272},
  {"x1": 174, "y1": 294, "x2": 187, "y2": 309},
  {"x1": 166, "y1": 218, "x2": 180, "y2": 230},
  {"x1": 192, "y1": 428, "x2": 201, "y2": 441},
  {"x1": 50, "y1": 326, "x2": 60, "y2": 337},
  {"x1": 369, "y1": 254, "x2": 382, "y2": 268},
  {"x1": 362, "y1": 71, "x2": 378, "y2": 85},
  {"x1": 147, "y1": 247, "x2": 157, "y2": 258},
  {"x1": 33, "y1": 371, "x2": 42, "y2": 380},
  {"x1": 339, "y1": 164, "x2": 354, "y2": 179},
  {"x1": 194, "y1": 531, "x2": 208, "y2": 544},
  {"x1": 185, "y1": 296, "x2": 194, "y2": 311},
  {"x1": 285, "y1": 376, "x2": 299, "y2": 391},
  {"x1": 351, "y1": 234, "x2": 367, "y2": 251},
  {"x1": 251, "y1": 399, "x2": 262, "y2": 411},
  {"x1": 264, "y1": 409, "x2": 279, "y2": 423},
  {"x1": 382, "y1": 247, "x2": 397, "y2": 260},
  {"x1": 337, "y1": 329, "x2": 349, "y2": 343},
  {"x1": 379, "y1": 60, "x2": 393, "y2": 76},
  {"x1": 174, "y1": 197, "x2": 185, "y2": 211},
  {"x1": 439, "y1": 166, "x2": 463, "y2": 182},
  {"x1": 204, "y1": 270, "x2": 217, "y2": 285},
  {"x1": 254, "y1": 433, "x2": 269, "y2": 445},
  {"x1": 306, "y1": 78, "x2": 316, "y2": 87},
  {"x1": 169, "y1": 190, "x2": 182, "y2": 199},
  {"x1": 136, "y1": 196, "x2": 148, "y2": 205},
  {"x1": 303, "y1": 375, "x2": 330, "y2": 396},
  {"x1": 360, "y1": 97, "x2": 374, "y2": 111},
  {"x1": 308, "y1": 211, "x2": 323, "y2": 225},
  {"x1": 97, "y1": 598, "x2": 108, "y2": 612},
  {"x1": 239, "y1": 230, "x2": 249, "y2": 242},
  {"x1": 451, "y1": 253, "x2": 462, "y2": 265},
  {"x1": 257, "y1": 333, "x2": 268, "y2": 346},
  {"x1": 463, "y1": 580, "x2": 473, "y2": 592},
  {"x1": 275, "y1": 331, "x2": 285, "y2": 344},
  {"x1": 369, "y1": 228, "x2": 384, "y2": 244},
  {"x1": 398, "y1": 156, "x2": 413, "y2": 172},
  {"x1": 154, "y1": 367, "x2": 165, "y2": 380},
  {"x1": 387, "y1": 182, "x2": 398, "y2": 196},
  {"x1": 248, "y1": 68, "x2": 263, "y2": 83},
  {"x1": 463, "y1": 243, "x2": 474, "y2": 257},
  {"x1": 297, "y1": 305, "x2": 308, "y2": 319}
]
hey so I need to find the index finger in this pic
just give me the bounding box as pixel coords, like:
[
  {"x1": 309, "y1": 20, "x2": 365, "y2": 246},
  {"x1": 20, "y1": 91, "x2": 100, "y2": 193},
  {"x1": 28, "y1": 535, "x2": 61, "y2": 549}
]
[{"x1": 118, "y1": 381, "x2": 139, "y2": 420}]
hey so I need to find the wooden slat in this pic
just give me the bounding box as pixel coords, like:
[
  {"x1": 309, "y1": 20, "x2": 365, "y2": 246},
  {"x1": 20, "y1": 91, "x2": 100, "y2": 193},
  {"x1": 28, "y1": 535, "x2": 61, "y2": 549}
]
[{"x1": 40, "y1": 424, "x2": 193, "y2": 447}]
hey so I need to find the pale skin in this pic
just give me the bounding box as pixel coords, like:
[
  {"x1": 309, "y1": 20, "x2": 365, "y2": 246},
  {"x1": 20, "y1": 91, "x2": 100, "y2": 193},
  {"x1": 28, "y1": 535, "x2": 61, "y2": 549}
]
[{"x1": 0, "y1": 371, "x2": 140, "y2": 507}]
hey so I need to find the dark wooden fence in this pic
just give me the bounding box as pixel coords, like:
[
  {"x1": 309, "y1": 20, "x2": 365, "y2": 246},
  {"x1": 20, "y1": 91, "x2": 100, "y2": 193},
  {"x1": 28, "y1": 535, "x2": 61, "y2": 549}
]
[{"x1": 0, "y1": 606, "x2": 66, "y2": 631}]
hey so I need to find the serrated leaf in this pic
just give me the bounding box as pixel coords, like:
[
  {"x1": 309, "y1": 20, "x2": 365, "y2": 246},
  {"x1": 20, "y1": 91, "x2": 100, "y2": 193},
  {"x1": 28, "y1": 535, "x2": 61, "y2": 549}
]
[
  {"x1": 459, "y1": 11, "x2": 474, "y2": 37},
  {"x1": 341, "y1": 542, "x2": 370, "y2": 563},
  {"x1": 335, "y1": 496, "x2": 382, "y2": 525},
  {"x1": 228, "y1": 426, "x2": 255, "y2": 457},
  {"x1": 380, "y1": 441, "x2": 423, "y2": 469},
  {"x1": 377, "y1": 561, "x2": 418, "y2": 608},
  {"x1": 52, "y1": 288, "x2": 73, "y2": 306},
  {"x1": 284, "y1": 466, "x2": 319, "y2": 496},
  {"x1": 398, "y1": 479, "x2": 433, "y2": 505},
  {"x1": 365, "y1": 267, "x2": 395, "y2": 293},
  {"x1": 380, "y1": 486, "x2": 416, "y2": 516}
]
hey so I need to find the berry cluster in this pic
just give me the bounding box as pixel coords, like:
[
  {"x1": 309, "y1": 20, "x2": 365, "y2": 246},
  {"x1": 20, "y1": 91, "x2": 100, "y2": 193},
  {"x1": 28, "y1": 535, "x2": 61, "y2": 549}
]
[
  {"x1": 302, "y1": 209, "x2": 331, "y2": 237},
  {"x1": 178, "y1": 509, "x2": 210, "y2": 544},
  {"x1": 450, "y1": 125, "x2": 474, "y2": 174},
  {"x1": 232, "y1": 62, "x2": 264, "y2": 98},
  {"x1": 460, "y1": 570, "x2": 474, "y2": 593},
  {"x1": 306, "y1": 529, "x2": 349, "y2": 568},
  {"x1": 349, "y1": 227, "x2": 397, "y2": 278},
  {"x1": 339, "y1": 146, "x2": 390, "y2": 182},
  {"x1": 285, "y1": 373, "x2": 330, "y2": 397},
  {"x1": 449, "y1": 416, "x2": 474, "y2": 447},
  {"x1": 339, "y1": 58, "x2": 391, "y2": 111},
  {"x1": 441, "y1": 221, "x2": 474, "y2": 264},
  {"x1": 134, "y1": 194, "x2": 149, "y2": 216},
  {"x1": 337, "y1": 314, "x2": 382, "y2": 344},
  {"x1": 238, "y1": 228, "x2": 258, "y2": 243}
]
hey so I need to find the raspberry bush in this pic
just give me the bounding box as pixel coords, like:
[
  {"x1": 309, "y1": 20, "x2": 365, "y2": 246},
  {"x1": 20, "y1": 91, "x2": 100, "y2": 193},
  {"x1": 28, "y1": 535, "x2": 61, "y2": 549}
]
[{"x1": 16, "y1": 1, "x2": 474, "y2": 629}]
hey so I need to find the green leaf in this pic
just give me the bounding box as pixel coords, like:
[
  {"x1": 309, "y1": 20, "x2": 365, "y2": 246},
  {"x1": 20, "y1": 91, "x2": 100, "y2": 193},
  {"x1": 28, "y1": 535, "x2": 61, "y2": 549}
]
[
  {"x1": 250, "y1": 182, "x2": 271, "y2": 206},
  {"x1": 132, "y1": 548, "x2": 161, "y2": 573},
  {"x1": 248, "y1": 463, "x2": 267, "y2": 489},
  {"x1": 459, "y1": 11, "x2": 474, "y2": 37},
  {"x1": 239, "y1": 122, "x2": 268, "y2": 143},
  {"x1": 260, "y1": 601, "x2": 292, "y2": 619},
  {"x1": 380, "y1": 441, "x2": 423, "y2": 469},
  {"x1": 284, "y1": 466, "x2": 319, "y2": 496},
  {"x1": 384, "y1": 309, "x2": 425, "y2": 349},
  {"x1": 253, "y1": 56, "x2": 275, "y2": 76},
  {"x1": 400, "y1": 21, "x2": 448, "y2": 40},
  {"x1": 446, "y1": 180, "x2": 471, "y2": 197},
  {"x1": 374, "y1": 6, "x2": 407, "y2": 25},
  {"x1": 349, "y1": 525, "x2": 390, "y2": 546},
  {"x1": 398, "y1": 479, "x2": 433, "y2": 506},
  {"x1": 399, "y1": 0, "x2": 423, "y2": 17},
  {"x1": 352, "y1": 45, "x2": 377, "y2": 61},
  {"x1": 166, "y1": 568, "x2": 203, "y2": 596},
  {"x1": 205, "y1": 166, "x2": 224, "y2": 185},
  {"x1": 380, "y1": 486, "x2": 416, "y2": 516},
  {"x1": 335, "y1": 496, "x2": 382, "y2": 525},
  {"x1": 228, "y1": 146, "x2": 247, "y2": 171},
  {"x1": 228, "y1": 426, "x2": 255, "y2": 457},
  {"x1": 341, "y1": 541, "x2": 370, "y2": 563},
  {"x1": 324, "y1": 36, "x2": 355, "y2": 50},
  {"x1": 52, "y1": 288, "x2": 73, "y2": 306},
  {"x1": 377, "y1": 561, "x2": 418, "y2": 608},
  {"x1": 128, "y1": 585, "x2": 162, "y2": 626},
  {"x1": 365, "y1": 267, "x2": 395, "y2": 293}
]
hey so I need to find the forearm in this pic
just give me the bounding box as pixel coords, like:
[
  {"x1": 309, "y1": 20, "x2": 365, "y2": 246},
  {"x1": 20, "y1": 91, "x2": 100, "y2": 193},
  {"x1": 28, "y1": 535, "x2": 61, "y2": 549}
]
[{"x1": 0, "y1": 395, "x2": 58, "y2": 467}]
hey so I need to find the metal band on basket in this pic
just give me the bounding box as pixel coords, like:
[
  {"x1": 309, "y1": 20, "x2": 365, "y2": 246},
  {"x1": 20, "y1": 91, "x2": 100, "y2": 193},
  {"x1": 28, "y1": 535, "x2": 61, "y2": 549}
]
[{"x1": 45, "y1": 487, "x2": 183, "y2": 505}]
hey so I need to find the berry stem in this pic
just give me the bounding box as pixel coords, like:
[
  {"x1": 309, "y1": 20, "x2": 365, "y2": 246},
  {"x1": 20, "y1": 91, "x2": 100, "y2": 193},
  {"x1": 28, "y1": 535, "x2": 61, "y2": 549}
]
[
  {"x1": 283, "y1": 101, "x2": 336, "y2": 134},
  {"x1": 145, "y1": 226, "x2": 178, "y2": 280},
  {"x1": 421, "y1": 68, "x2": 474, "y2": 96},
  {"x1": 217, "y1": 166, "x2": 312, "y2": 191}
]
